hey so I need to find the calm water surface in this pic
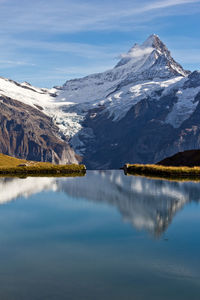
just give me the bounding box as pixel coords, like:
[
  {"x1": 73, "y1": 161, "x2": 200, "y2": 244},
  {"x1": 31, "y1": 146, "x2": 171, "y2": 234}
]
[{"x1": 0, "y1": 170, "x2": 200, "y2": 299}]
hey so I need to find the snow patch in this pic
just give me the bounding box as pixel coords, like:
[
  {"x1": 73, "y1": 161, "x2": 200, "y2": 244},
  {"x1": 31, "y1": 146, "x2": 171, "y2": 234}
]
[
  {"x1": 103, "y1": 77, "x2": 183, "y2": 121},
  {"x1": 165, "y1": 86, "x2": 200, "y2": 128}
]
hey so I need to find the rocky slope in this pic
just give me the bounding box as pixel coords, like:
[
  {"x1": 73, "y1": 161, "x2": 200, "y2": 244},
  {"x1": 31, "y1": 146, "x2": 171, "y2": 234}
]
[
  {"x1": 0, "y1": 34, "x2": 200, "y2": 168},
  {"x1": 0, "y1": 95, "x2": 78, "y2": 164}
]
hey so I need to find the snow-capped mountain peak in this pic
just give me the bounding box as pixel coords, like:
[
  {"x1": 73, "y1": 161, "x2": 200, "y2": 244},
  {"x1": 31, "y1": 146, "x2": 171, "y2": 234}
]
[
  {"x1": 115, "y1": 34, "x2": 188, "y2": 78},
  {"x1": 115, "y1": 41, "x2": 154, "y2": 68},
  {"x1": 55, "y1": 35, "x2": 188, "y2": 105},
  {"x1": 115, "y1": 34, "x2": 162, "y2": 68},
  {"x1": 142, "y1": 34, "x2": 163, "y2": 48}
]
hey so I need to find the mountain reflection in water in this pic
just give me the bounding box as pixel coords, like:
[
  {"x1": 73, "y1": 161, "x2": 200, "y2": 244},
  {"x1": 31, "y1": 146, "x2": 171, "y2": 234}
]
[{"x1": 1, "y1": 170, "x2": 200, "y2": 237}]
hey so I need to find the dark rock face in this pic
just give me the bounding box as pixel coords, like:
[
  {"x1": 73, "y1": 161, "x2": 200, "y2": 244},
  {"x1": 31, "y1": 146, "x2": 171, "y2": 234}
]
[
  {"x1": 0, "y1": 96, "x2": 78, "y2": 164},
  {"x1": 183, "y1": 71, "x2": 200, "y2": 89},
  {"x1": 157, "y1": 150, "x2": 200, "y2": 167},
  {"x1": 78, "y1": 98, "x2": 176, "y2": 169}
]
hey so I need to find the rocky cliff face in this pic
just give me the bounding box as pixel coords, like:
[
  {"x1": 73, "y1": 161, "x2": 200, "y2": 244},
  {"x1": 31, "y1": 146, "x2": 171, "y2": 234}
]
[{"x1": 0, "y1": 95, "x2": 78, "y2": 164}]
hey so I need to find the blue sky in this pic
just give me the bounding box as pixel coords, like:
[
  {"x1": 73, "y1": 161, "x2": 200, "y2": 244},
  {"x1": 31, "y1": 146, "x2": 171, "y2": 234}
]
[{"x1": 0, "y1": 0, "x2": 200, "y2": 87}]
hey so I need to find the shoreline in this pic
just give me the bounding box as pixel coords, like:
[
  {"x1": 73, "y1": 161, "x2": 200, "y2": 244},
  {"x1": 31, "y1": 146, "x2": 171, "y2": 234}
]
[
  {"x1": 124, "y1": 163, "x2": 200, "y2": 181},
  {"x1": 0, "y1": 164, "x2": 86, "y2": 177}
]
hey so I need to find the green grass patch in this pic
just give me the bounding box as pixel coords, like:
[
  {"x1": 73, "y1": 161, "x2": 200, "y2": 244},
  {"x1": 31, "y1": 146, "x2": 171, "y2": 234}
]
[
  {"x1": 124, "y1": 163, "x2": 200, "y2": 181},
  {"x1": 0, "y1": 153, "x2": 86, "y2": 177}
]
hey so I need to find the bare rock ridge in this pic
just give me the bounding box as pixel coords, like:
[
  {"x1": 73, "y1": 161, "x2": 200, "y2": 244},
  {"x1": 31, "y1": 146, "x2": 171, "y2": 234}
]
[{"x1": 0, "y1": 34, "x2": 200, "y2": 168}]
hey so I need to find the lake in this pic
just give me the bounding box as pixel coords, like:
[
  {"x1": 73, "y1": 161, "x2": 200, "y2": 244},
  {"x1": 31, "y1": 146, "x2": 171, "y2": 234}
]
[{"x1": 0, "y1": 170, "x2": 200, "y2": 300}]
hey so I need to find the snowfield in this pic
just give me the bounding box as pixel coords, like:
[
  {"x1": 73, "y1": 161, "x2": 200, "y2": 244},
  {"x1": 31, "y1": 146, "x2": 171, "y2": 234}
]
[{"x1": 165, "y1": 86, "x2": 200, "y2": 128}]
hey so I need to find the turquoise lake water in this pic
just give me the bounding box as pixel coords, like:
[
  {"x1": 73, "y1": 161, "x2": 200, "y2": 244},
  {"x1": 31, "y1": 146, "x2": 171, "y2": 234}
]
[{"x1": 0, "y1": 170, "x2": 200, "y2": 299}]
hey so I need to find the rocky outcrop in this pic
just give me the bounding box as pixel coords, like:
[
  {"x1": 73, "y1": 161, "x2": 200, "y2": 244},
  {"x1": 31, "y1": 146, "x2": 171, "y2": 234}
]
[
  {"x1": 0, "y1": 96, "x2": 79, "y2": 164},
  {"x1": 157, "y1": 150, "x2": 200, "y2": 167}
]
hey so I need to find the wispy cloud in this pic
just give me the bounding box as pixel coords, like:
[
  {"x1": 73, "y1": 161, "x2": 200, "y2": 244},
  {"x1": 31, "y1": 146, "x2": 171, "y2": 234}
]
[
  {"x1": 120, "y1": 47, "x2": 154, "y2": 59},
  {"x1": 6, "y1": 39, "x2": 119, "y2": 59},
  {"x1": 105, "y1": 0, "x2": 200, "y2": 20},
  {"x1": 0, "y1": 0, "x2": 199, "y2": 34},
  {"x1": 0, "y1": 60, "x2": 35, "y2": 67}
]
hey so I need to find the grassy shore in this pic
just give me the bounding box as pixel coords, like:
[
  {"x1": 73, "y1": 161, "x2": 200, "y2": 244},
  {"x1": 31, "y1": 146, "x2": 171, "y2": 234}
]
[
  {"x1": 0, "y1": 153, "x2": 86, "y2": 177},
  {"x1": 124, "y1": 163, "x2": 200, "y2": 181}
]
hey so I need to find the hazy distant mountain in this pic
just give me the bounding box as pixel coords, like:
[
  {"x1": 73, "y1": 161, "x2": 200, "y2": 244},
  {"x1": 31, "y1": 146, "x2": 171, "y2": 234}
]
[{"x1": 0, "y1": 34, "x2": 200, "y2": 167}]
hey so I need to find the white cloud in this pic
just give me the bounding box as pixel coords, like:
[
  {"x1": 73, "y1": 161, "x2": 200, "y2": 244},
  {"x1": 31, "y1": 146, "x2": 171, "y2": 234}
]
[
  {"x1": 120, "y1": 47, "x2": 154, "y2": 59},
  {"x1": 0, "y1": 60, "x2": 35, "y2": 67},
  {"x1": 140, "y1": 0, "x2": 199, "y2": 11}
]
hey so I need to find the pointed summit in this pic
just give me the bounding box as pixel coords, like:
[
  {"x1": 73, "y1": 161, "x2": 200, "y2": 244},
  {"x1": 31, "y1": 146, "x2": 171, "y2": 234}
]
[
  {"x1": 115, "y1": 34, "x2": 189, "y2": 77},
  {"x1": 142, "y1": 34, "x2": 170, "y2": 57},
  {"x1": 115, "y1": 34, "x2": 166, "y2": 68},
  {"x1": 142, "y1": 34, "x2": 160, "y2": 46}
]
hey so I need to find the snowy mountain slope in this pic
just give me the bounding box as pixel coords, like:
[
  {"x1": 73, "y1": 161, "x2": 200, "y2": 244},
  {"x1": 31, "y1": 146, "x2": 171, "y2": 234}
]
[
  {"x1": 165, "y1": 71, "x2": 200, "y2": 128},
  {"x1": 55, "y1": 34, "x2": 188, "y2": 104},
  {"x1": 0, "y1": 34, "x2": 200, "y2": 167},
  {"x1": 0, "y1": 77, "x2": 84, "y2": 139},
  {"x1": 0, "y1": 77, "x2": 53, "y2": 109}
]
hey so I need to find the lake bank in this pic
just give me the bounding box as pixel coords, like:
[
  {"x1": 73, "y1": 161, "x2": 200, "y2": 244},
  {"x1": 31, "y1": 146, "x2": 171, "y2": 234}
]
[
  {"x1": 124, "y1": 163, "x2": 200, "y2": 180},
  {"x1": 0, "y1": 153, "x2": 86, "y2": 177},
  {"x1": 0, "y1": 164, "x2": 86, "y2": 177}
]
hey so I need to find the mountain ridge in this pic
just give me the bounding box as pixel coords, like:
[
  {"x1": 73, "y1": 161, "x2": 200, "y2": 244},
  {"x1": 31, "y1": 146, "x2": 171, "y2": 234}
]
[{"x1": 0, "y1": 34, "x2": 200, "y2": 168}]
